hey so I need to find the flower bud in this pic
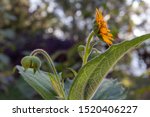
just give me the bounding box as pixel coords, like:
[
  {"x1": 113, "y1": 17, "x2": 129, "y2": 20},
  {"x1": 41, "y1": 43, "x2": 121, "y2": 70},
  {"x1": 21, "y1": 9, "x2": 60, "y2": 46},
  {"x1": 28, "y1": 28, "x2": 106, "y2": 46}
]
[{"x1": 21, "y1": 56, "x2": 41, "y2": 73}]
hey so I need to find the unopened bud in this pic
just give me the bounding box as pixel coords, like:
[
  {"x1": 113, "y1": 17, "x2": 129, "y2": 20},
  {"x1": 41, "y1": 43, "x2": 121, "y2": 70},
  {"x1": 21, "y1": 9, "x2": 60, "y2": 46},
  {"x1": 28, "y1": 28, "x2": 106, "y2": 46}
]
[{"x1": 21, "y1": 56, "x2": 41, "y2": 73}]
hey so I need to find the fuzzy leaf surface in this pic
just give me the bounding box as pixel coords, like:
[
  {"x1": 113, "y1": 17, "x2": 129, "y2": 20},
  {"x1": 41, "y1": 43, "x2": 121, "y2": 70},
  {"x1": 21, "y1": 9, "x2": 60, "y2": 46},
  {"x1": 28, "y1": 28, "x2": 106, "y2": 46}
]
[{"x1": 68, "y1": 34, "x2": 150, "y2": 100}]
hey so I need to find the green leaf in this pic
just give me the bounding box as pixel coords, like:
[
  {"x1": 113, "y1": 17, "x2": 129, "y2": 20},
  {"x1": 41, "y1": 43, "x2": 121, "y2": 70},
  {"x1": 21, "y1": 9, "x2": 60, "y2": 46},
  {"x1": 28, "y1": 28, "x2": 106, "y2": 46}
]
[
  {"x1": 64, "y1": 79, "x2": 73, "y2": 96},
  {"x1": 92, "y1": 79, "x2": 126, "y2": 100},
  {"x1": 16, "y1": 66, "x2": 57, "y2": 100},
  {"x1": 68, "y1": 34, "x2": 150, "y2": 100}
]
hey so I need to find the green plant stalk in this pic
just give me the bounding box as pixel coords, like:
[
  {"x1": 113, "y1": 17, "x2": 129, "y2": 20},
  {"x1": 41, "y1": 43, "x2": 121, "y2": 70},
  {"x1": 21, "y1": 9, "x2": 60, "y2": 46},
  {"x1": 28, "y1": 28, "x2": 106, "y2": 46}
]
[
  {"x1": 82, "y1": 31, "x2": 95, "y2": 66},
  {"x1": 30, "y1": 49, "x2": 66, "y2": 99}
]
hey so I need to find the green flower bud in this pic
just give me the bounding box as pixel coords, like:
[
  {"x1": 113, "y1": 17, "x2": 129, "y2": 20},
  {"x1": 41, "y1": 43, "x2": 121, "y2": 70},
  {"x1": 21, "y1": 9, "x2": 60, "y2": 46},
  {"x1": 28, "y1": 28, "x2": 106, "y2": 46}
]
[{"x1": 21, "y1": 56, "x2": 41, "y2": 73}]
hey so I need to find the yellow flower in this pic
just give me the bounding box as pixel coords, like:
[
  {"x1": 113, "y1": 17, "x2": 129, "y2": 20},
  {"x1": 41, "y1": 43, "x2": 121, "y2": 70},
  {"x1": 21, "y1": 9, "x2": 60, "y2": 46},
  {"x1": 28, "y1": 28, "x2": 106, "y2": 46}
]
[{"x1": 94, "y1": 8, "x2": 113, "y2": 46}]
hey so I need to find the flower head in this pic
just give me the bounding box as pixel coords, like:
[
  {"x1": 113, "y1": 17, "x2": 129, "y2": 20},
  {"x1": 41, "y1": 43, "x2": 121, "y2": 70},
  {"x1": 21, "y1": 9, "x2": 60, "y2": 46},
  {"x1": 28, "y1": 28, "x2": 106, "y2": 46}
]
[{"x1": 94, "y1": 8, "x2": 113, "y2": 46}]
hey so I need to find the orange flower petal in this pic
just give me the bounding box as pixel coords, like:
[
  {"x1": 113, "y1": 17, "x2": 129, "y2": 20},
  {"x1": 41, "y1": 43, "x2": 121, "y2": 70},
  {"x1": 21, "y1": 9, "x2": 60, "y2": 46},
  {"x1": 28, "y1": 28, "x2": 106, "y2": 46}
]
[
  {"x1": 101, "y1": 22, "x2": 107, "y2": 27},
  {"x1": 100, "y1": 28, "x2": 107, "y2": 34},
  {"x1": 108, "y1": 33, "x2": 113, "y2": 37},
  {"x1": 96, "y1": 8, "x2": 103, "y2": 22},
  {"x1": 102, "y1": 35, "x2": 113, "y2": 45},
  {"x1": 95, "y1": 8, "x2": 113, "y2": 45}
]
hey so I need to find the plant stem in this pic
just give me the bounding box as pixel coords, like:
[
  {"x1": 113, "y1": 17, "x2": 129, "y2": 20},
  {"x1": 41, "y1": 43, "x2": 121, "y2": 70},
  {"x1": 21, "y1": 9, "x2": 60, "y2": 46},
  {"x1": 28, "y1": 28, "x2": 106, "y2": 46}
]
[
  {"x1": 82, "y1": 31, "x2": 95, "y2": 66},
  {"x1": 30, "y1": 49, "x2": 67, "y2": 99}
]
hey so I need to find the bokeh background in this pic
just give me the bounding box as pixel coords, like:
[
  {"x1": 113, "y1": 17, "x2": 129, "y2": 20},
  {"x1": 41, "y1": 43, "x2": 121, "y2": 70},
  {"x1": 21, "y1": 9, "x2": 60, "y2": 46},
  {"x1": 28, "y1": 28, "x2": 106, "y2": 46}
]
[{"x1": 0, "y1": 0, "x2": 150, "y2": 99}]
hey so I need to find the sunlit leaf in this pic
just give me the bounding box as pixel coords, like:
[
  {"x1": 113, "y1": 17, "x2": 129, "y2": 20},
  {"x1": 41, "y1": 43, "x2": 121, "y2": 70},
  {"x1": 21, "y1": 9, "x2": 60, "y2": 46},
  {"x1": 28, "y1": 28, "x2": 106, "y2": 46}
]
[{"x1": 68, "y1": 34, "x2": 150, "y2": 100}]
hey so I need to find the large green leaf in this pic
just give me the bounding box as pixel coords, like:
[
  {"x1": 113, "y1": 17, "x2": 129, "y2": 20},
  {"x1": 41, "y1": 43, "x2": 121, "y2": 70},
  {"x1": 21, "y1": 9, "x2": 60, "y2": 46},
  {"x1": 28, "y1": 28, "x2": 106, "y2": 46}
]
[
  {"x1": 16, "y1": 66, "x2": 57, "y2": 99},
  {"x1": 68, "y1": 34, "x2": 150, "y2": 100}
]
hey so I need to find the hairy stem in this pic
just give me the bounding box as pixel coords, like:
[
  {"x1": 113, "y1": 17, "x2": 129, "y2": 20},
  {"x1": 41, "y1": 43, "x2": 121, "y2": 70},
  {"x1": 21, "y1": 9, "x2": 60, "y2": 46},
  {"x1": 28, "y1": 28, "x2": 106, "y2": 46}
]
[
  {"x1": 30, "y1": 49, "x2": 66, "y2": 99},
  {"x1": 82, "y1": 31, "x2": 95, "y2": 66}
]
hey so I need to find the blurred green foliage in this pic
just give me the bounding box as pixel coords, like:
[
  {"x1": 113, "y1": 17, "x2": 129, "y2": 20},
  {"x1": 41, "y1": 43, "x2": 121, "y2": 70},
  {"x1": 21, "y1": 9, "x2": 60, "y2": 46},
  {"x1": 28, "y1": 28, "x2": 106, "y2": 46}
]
[{"x1": 0, "y1": 0, "x2": 150, "y2": 99}]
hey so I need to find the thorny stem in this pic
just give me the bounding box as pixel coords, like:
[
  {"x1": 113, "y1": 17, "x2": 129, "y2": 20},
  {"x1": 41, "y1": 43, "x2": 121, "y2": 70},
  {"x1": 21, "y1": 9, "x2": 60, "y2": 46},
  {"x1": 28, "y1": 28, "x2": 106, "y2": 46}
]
[
  {"x1": 82, "y1": 31, "x2": 95, "y2": 66},
  {"x1": 30, "y1": 49, "x2": 67, "y2": 99}
]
